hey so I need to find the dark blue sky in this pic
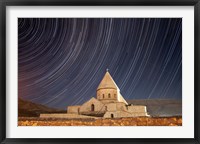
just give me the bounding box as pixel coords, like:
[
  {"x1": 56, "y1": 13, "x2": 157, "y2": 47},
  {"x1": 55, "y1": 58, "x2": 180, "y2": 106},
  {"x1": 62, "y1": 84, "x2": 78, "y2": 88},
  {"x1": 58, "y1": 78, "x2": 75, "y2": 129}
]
[{"x1": 18, "y1": 18, "x2": 182, "y2": 109}]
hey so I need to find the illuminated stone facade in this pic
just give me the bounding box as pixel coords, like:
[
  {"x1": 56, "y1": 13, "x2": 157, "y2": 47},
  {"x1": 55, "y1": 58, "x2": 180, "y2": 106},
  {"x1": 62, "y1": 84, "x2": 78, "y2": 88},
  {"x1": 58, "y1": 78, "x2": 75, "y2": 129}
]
[{"x1": 66, "y1": 71, "x2": 149, "y2": 118}]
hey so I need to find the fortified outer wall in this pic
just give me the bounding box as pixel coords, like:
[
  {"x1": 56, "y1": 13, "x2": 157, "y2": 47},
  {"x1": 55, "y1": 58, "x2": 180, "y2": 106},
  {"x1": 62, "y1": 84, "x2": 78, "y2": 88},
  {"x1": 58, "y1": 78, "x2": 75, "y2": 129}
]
[{"x1": 40, "y1": 113, "x2": 99, "y2": 119}]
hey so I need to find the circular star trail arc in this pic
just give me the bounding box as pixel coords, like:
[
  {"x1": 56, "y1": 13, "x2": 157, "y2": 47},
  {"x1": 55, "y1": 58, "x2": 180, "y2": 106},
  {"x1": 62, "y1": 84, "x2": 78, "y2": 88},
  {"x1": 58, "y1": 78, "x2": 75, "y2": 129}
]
[{"x1": 18, "y1": 18, "x2": 182, "y2": 109}]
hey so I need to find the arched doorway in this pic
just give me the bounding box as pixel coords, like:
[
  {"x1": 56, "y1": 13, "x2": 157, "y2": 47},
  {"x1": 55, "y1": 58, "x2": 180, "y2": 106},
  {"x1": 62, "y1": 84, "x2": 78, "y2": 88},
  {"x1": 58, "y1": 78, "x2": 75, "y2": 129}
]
[
  {"x1": 91, "y1": 104, "x2": 95, "y2": 111},
  {"x1": 111, "y1": 114, "x2": 114, "y2": 118}
]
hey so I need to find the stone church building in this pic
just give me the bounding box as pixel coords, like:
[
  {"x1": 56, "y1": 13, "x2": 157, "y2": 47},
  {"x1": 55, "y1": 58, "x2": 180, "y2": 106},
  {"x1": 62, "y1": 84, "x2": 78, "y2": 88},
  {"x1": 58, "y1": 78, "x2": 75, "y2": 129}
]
[{"x1": 67, "y1": 70, "x2": 149, "y2": 118}]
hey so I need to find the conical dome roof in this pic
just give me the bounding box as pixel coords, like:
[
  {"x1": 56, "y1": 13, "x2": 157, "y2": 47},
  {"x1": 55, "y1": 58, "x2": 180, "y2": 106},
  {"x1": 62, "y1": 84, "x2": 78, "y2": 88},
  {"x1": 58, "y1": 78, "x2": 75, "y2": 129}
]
[{"x1": 97, "y1": 71, "x2": 119, "y2": 90}]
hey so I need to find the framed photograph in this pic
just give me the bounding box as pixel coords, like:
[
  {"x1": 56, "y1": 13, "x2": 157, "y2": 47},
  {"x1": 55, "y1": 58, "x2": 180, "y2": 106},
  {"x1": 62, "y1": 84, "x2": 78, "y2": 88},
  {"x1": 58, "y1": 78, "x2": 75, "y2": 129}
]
[{"x1": 0, "y1": 0, "x2": 199, "y2": 143}]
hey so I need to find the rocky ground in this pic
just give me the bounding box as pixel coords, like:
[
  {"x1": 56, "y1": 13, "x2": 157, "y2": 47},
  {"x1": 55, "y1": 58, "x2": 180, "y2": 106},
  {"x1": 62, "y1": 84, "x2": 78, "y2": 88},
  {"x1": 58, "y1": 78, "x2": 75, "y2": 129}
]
[{"x1": 18, "y1": 116, "x2": 182, "y2": 126}]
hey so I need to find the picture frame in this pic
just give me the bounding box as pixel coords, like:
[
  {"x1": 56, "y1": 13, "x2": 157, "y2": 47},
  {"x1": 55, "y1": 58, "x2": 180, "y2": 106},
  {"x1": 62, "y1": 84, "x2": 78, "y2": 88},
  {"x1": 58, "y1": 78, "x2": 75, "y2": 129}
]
[{"x1": 0, "y1": 0, "x2": 199, "y2": 143}]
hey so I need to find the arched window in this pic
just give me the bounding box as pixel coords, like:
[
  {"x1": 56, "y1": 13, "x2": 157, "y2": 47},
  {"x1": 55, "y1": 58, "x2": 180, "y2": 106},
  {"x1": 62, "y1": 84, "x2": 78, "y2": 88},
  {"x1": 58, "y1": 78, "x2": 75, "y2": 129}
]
[
  {"x1": 114, "y1": 94, "x2": 116, "y2": 98},
  {"x1": 91, "y1": 104, "x2": 95, "y2": 111},
  {"x1": 108, "y1": 93, "x2": 111, "y2": 98},
  {"x1": 111, "y1": 114, "x2": 114, "y2": 118},
  {"x1": 103, "y1": 94, "x2": 104, "y2": 98}
]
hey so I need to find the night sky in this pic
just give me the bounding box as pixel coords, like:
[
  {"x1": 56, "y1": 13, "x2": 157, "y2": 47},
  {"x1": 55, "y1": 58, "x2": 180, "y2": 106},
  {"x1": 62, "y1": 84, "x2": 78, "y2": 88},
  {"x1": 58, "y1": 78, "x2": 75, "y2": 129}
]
[{"x1": 18, "y1": 18, "x2": 182, "y2": 109}]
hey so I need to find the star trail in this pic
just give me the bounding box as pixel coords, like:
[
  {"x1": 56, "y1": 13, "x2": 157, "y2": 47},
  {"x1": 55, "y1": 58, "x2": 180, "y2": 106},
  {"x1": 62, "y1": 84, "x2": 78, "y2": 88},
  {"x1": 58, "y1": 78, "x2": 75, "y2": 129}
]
[{"x1": 18, "y1": 18, "x2": 182, "y2": 109}]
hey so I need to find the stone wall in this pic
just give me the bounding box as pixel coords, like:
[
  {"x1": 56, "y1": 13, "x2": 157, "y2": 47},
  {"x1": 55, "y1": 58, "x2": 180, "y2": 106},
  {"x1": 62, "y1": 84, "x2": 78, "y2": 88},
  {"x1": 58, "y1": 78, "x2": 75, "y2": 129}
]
[
  {"x1": 127, "y1": 105, "x2": 147, "y2": 113},
  {"x1": 79, "y1": 97, "x2": 106, "y2": 114},
  {"x1": 67, "y1": 105, "x2": 81, "y2": 114},
  {"x1": 40, "y1": 113, "x2": 99, "y2": 119},
  {"x1": 103, "y1": 105, "x2": 149, "y2": 118},
  {"x1": 104, "y1": 111, "x2": 131, "y2": 118},
  {"x1": 105, "y1": 103, "x2": 117, "y2": 111},
  {"x1": 115, "y1": 102, "x2": 127, "y2": 111},
  {"x1": 97, "y1": 88, "x2": 118, "y2": 103},
  {"x1": 66, "y1": 97, "x2": 149, "y2": 118},
  {"x1": 104, "y1": 110, "x2": 149, "y2": 118},
  {"x1": 105, "y1": 102, "x2": 127, "y2": 111}
]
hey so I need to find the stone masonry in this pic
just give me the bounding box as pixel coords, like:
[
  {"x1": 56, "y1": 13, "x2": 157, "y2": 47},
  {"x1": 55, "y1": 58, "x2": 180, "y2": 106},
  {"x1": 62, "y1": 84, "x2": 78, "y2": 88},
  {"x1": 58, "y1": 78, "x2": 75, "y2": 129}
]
[{"x1": 40, "y1": 70, "x2": 149, "y2": 119}]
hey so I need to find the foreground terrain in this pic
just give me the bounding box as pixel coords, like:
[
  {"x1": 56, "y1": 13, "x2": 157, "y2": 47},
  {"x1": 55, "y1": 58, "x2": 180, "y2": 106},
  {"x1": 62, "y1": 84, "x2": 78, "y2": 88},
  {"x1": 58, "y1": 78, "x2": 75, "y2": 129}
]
[{"x1": 18, "y1": 116, "x2": 182, "y2": 126}]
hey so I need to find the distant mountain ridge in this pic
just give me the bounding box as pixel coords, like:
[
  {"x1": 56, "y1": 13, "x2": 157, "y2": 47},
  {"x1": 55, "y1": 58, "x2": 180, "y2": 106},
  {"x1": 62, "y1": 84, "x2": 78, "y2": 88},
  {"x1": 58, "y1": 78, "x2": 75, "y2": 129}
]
[
  {"x1": 18, "y1": 98, "x2": 66, "y2": 117},
  {"x1": 127, "y1": 99, "x2": 182, "y2": 117}
]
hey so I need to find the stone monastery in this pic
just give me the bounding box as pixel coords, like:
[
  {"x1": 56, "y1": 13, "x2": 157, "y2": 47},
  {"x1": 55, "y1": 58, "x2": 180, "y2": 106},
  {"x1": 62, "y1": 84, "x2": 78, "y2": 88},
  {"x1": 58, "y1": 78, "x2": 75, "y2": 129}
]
[
  {"x1": 40, "y1": 70, "x2": 149, "y2": 119},
  {"x1": 67, "y1": 70, "x2": 149, "y2": 118}
]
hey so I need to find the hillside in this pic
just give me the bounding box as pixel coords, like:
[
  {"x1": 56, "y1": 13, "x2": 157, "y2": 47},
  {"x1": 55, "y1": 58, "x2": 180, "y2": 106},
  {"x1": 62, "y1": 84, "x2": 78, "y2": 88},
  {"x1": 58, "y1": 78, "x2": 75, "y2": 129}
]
[
  {"x1": 127, "y1": 99, "x2": 182, "y2": 117},
  {"x1": 18, "y1": 98, "x2": 66, "y2": 117}
]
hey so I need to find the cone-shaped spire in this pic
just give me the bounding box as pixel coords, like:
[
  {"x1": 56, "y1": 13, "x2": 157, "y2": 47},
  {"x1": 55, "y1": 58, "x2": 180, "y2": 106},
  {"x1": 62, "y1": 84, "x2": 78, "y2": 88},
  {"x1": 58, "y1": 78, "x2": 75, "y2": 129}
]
[
  {"x1": 96, "y1": 70, "x2": 128, "y2": 105},
  {"x1": 97, "y1": 71, "x2": 119, "y2": 90}
]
